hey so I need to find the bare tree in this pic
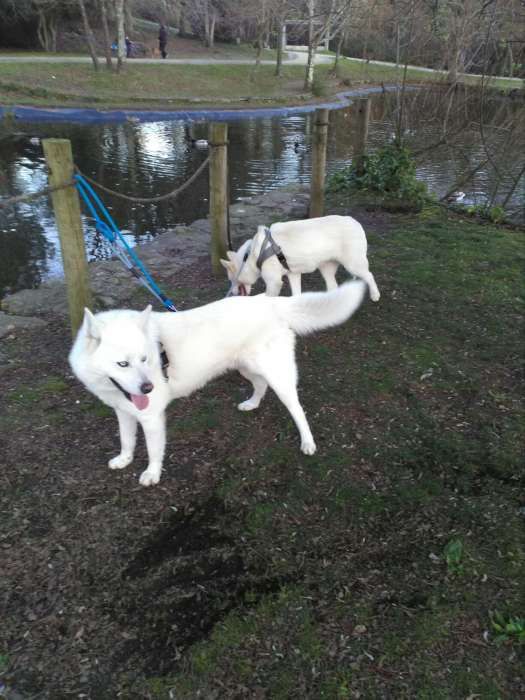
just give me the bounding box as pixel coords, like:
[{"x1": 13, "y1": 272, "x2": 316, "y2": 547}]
[
  {"x1": 182, "y1": 0, "x2": 222, "y2": 48},
  {"x1": 274, "y1": 3, "x2": 289, "y2": 76},
  {"x1": 99, "y1": 0, "x2": 113, "y2": 70},
  {"x1": 115, "y1": 0, "x2": 126, "y2": 71},
  {"x1": 78, "y1": 0, "x2": 100, "y2": 70},
  {"x1": 302, "y1": 0, "x2": 353, "y2": 90},
  {"x1": 33, "y1": 0, "x2": 60, "y2": 51}
]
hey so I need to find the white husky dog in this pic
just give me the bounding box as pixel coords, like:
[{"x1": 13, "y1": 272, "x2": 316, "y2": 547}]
[
  {"x1": 69, "y1": 281, "x2": 366, "y2": 486},
  {"x1": 221, "y1": 215, "x2": 380, "y2": 300}
]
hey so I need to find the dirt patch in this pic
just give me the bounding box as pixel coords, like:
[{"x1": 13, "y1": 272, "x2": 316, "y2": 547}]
[{"x1": 1, "y1": 205, "x2": 524, "y2": 699}]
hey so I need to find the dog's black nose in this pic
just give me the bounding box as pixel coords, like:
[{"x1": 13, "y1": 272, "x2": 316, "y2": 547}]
[{"x1": 141, "y1": 382, "x2": 154, "y2": 394}]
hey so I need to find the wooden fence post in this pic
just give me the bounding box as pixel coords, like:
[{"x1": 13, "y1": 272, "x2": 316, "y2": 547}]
[
  {"x1": 208, "y1": 122, "x2": 229, "y2": 276},
  {"x1": 309, "y1": 108, "x2": 329, "y2": 218},
  {"x1": 42, "y1": 138, "x2": 92, "y2": 337},
  {"x1": 352, "y1": 97, "x2": 371, "y2": 176}
]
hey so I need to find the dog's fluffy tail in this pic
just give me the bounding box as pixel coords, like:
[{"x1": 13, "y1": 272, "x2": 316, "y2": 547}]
[{"x1": 282, "y1": 280, "x2": 367, "y2": 336}]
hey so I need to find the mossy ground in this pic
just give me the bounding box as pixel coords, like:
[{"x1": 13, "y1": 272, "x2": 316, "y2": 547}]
[{"x1": 0, "y1": 202, "x2": 523, "y2": 698}]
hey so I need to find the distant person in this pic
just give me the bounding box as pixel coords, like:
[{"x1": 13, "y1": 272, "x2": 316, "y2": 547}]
[
  {"x1": 158, "y1": 23, "x2": 168, "y2": 59},
  {"x1": 125, "y1": 36, "x2": 132, "y2": 58}
]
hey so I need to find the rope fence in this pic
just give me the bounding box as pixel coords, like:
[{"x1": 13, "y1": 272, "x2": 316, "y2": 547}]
[
  {"x1": 0, "y1": 156, "x2": 210, "y2": 211},
  {"x1": 1, "y1": 132, "x2": 229, "y2": 336},
  {"x1": 0, "y1": 181, "x2": 74, "y2": 210},
  {"x1": 73, "y1": 157, "x2": 210, "y2": 203}
]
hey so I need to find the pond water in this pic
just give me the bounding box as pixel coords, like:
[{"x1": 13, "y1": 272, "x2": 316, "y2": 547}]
[{"x1": 0, "y1": 87, "x2": 523, "y2": 299}]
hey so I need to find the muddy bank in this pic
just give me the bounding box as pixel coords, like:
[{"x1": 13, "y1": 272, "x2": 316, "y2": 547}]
[{"x1": 0, "y1": 186, "x2": 310, "y2": 326}]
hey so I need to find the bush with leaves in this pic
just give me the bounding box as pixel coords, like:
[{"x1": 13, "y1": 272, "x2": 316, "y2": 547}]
[{"x1": 329, "y1": 143, "x2": 429, "y2": 210}]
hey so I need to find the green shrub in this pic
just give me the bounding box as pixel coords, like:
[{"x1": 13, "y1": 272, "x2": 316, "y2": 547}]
[
  {"x1": 464, "y1": 203, "x2": 506, "y2": 223},
  {"x1": 490, "y1": 612, "x2": 525, "y2": 646},
  {"x1": 328, "y1": 143, "x2": 429, "y2": 210}
]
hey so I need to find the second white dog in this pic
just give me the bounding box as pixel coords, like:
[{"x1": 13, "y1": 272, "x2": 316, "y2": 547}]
[
  {"x1": 221, "y1": 215, "x2": 380, "y2": 300},
  {"x1": 69, "y1": 281, "x2": 366, "y2": 486}
]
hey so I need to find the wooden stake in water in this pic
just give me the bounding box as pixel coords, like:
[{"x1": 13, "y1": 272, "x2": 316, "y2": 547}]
[
  {"x1": 42, "y1": 138, "x2": 93, "y2": 337},
  {"x1": 310, "y1": 108, "x2": 329, "y2": 218},
  {"x1": 209, "y1": 122, "x2": 229, "y2": 276}
]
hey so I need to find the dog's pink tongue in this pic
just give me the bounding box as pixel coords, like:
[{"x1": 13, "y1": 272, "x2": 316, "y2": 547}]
[{"x1": 131, "y1": 394, "x2": 149, "y2": 410}]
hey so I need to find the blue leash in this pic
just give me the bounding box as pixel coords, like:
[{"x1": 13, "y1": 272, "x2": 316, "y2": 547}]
[{"x1": 74, "y1": 173, "x2": 177, "y2": 312}]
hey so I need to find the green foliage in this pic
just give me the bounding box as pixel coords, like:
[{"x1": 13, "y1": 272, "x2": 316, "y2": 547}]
[
  {"x1": 465, "y1": 203, "x2": 506, "y2": 223},
  {"x1": 490, "y1": 612, "x2": 525, "y2": 645},
  {"x1": 443, "y1": 538, "x2": 464, "y2": 575},
  {"x1": 328, "y1": 143, "x2": 429, "y2": 209}
]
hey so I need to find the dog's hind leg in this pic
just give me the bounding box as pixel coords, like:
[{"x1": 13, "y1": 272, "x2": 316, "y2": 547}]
[
  {"x1": 109, "y1": 409, "x2": 137, "y2": 470},
  {"x1": 255, "y1": 345, "x2": 316, "y2": 455},
  {"x1": 238, "y1": 369, "x2": 268, "y2": 411},
  {"x1": 318, "y1": 261, "x2": 339, "y2": 290},
  {"x1": 287, "y1": 272, "x2": 302, "y2": 295},
  {"x1": 138, "y1": 412, "x2": 166, "y2": 486},
  {"x1": 343, "y1": 259, "x2": 380, "y2": 301}
]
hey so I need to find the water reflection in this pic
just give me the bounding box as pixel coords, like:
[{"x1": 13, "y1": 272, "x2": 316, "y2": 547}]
[{"x1": 0, "y1": 88, "x2": 523, "y2": 298}]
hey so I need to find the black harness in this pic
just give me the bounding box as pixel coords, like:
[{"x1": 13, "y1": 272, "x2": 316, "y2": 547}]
[{"x1": 255, "y1": 227, "x2": 290, "y2": 271}]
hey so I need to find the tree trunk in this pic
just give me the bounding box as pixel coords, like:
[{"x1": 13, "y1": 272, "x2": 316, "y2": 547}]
[
  {"x1": 305, "y1": 44, "x2": 316, "y2": 90},
  {"x1": 255, "y1": 37, "x2": 263, "y2": 69},
  {"x1": 447, "y1": 41, "x2": 459, "y2": 85},
  {"x1": 275, "y1": 21, "x2": 284, "y2": 77},
  {"x1": 99, "y1": 0, "x2": 113, "y2": 70},
  {"x1": 507, "y1": 41, "x2": 513, "y2": 78},
  {"x1": 37, "y1": 11, "x2": 57, "y2": 52},
  {"x1": 204, "y1": 2, "x2": 210, "y2": 47},
  {"x1": 304, "y1": 0, "x2": 316, "y2": 90},
  {"x1": 78, "y1": 0, "x2": 100, "y2": 71},
  {"x1": 209, "y1": 10, "x2": 216, "y2": 49},
  {"x1": 333, "y1": 31, "x2": 345, "y2": 73},
  {"x1": 50, "y1": 22, "x2": 57, "y2": 52},
  {"x1": 115, "y1": 0, "x2": 126, "y2": 72},
  {"x1": 125, "y1": 0, "x2": 134, "y2": 36}
]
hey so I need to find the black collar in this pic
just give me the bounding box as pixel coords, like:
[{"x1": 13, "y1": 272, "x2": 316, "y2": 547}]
[
  {"x1": 255, "y1": 227, "x2": 290, "y2": 271},
  {"x1": 109, "y1": 347, "x2": 169, "y2": 397},
  {"x1": 160, "y1": 348, "x2": 169, "y2": 379},
  {"x1": 109, "y1": 377, "x2": 131, "y2": 401}
]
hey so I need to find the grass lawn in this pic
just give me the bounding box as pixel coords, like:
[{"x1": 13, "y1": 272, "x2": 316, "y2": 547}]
[
  {"x1": 0, "y1": 200, "x2": 523, "y2": 698},
  {"x1": 0, "y1": 63, "x2": 308, "y2": 108},
  {"x1": 0, "y1": 52, "x2": 519, "y2": 110}
]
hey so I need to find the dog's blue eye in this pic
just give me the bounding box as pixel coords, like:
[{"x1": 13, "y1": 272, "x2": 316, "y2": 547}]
[{"x1": 117, "y1": 361, "x2": 129, "y2": 368}]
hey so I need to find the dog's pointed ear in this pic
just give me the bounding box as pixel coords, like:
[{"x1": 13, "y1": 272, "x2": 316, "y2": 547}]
[
  {"x1": 220, "y1": 258, "x2": 231, "y2": 269},
  {"x1": 83, "y1": 308, "x2": 102, "y2": 341},
  {"x1": 138, "y1": 304, "x2": 152, "y2": 330},
  {"x1": 226, "y1": 250, "x2": 236, "y2": 262}
]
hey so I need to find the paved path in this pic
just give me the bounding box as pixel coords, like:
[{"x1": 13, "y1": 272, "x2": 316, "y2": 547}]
[
  {"x1": 0, "y1": 50, "x2": 520, "y2": 83},
  {"x1": 340, "y1": 55, "x2": 523, "y2": 84},
  {"x1": 0, "y1": 51, "x2": 332, "y2": 66}
]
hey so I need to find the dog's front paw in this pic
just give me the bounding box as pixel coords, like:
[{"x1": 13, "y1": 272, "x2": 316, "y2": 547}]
[
  {"x1": 371, "y1": 290, "x2": 381, "y2": 302},
  {"x1": 238, "y1": 399, "x2": 259, "y2": 411},
  {"x1": 301, "y1": 440, "x2": 317, "y2": 455},
  {"x1": 109, "y1": 454, "x2": 133, "y2": 470},
  {"x1": 139, "y1": 468, "x2": 161, "y2": 487}
]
